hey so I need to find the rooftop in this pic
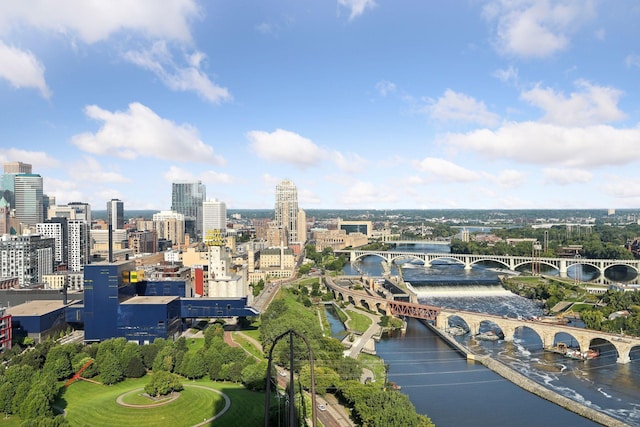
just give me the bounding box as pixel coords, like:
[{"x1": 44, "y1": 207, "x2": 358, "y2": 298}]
[
  {"x1": 121, "y1": 295, "x2": 179, "y2": 305},
  {"x1": 6, "y1": 299, "x2": 77, "y2": 316}
]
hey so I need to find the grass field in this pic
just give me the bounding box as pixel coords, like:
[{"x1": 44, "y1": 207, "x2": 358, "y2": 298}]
[
  {"x1": 232, "y1": 332, "x2": 264, "y2": 360},
  {"x1": 345, "y1": 309, "x2": 372, "y2": 334},
  {"x1": 57, "y1": 377, "x2": 265, "y2": 426},
  {"x1": 358, "y1": 353, "x2": 386, "y2": 388}
]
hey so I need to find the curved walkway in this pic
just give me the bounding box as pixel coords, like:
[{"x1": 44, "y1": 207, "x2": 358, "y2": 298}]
[{"x1": 114, "y1": 384, "x2": 231, "y2": 426}]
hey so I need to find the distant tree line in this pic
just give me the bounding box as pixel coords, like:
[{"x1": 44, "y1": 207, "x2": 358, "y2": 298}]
[{"x1": 450, "y1": 222, "x2": 639, "y2": 259}]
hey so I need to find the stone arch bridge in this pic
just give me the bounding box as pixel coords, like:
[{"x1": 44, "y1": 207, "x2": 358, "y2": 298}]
[{"x1": 325, "y1": 276, "x2": 640, "y2": 364}]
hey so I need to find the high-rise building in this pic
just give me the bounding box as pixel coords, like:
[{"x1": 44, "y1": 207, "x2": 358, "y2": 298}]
[
  {"x1": 0, "y1": 234, "x2": 55, "y2": 287},
  {"x1": 14, "y1": 174, "x2": 44, "y2": 225},
  {"x1": 67, "y1": 220, "x2": 91, "y2": 272},
  {"x1": 3, "y1": 162, "x2": 32, "y2": 174},
  {"x1": 274, "y1": 179, "x2": 299, "y2": 244},
  {"x1": 36, "y1": 219, "x2": 67, "y2": 265},
  {"x1": 106, "y1": 199, "x2": 124, "y2": 230},
  {"x1": 36, "y1": 218, "x2": 90, "y2": 272},
  {"x1": 0, "y1": 162, "x2": 31, "y2": 208},
  {"x1": 67, "y1": 202, "x2": 92, "y2": 223},
  {"x1": 203, "y1": 199, "x2": 227, "y2": 243},
  {"x1": 171, "y1": 181, "x2": 205, "y2": 240},
  {"x1": 152, "y1": 210, "x2": 186, "y2": 246},
  {"x1": 0, "y1": 197, "x2": 9, "y2": 235}
]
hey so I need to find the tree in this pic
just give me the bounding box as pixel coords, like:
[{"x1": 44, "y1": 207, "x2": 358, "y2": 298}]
[
  {"x1": 175, "y1": 336, "x2": 188, "y2": 353},
  {"x1": 298, "y1": 365, "x2": 340, "y2": 395},
  {"x1": 20, "y1": 389, "x2": 52, "y2": 420},
  {"x1": 124, "y1": 356, "x2": 146, "y2": 378},
  {"x1": 140, "y1": 343, "x2": 160, "y2": 369},
  {"x1": 204, "y1": 323, "x2": 224, "y2": 348},
  {"x1": 0, "y1": 382, "x2": 15, "y2": 415},
  {"x1": 152, "y1": 346, "x2": 176, "y2": 372},
  {"x1": 144, "y1": 371, "x2": 183, "y2": 397},
  {"x1": 43, "y1": 345, "x2": 73, "y2": 380},
  {"x1": 99, "y1": 351, "x2": 124, "y2": 385},
  {"x1": 182, "y1": 351, "x2": 207, "y2": 380},
  {"x1": 241, "y1": 361, "x2": 267, "y2": 391}
]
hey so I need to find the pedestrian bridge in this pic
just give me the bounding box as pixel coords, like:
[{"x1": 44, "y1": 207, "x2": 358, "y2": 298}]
[
  {"x1": 325, "y1": 276, "x2": 640, "y2": 364},
  {"x1": 337, "y1": 249, "x2": 640, "y2": 281}
]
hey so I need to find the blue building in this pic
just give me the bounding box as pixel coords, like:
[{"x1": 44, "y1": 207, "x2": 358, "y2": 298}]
[
  {"x1": 83, "y1": 260, "x2": 137, "y2": 342},
  {"x1": 9, "y1": 259, "x2": 259, "y2": 345},
  {"x1": 118, "y1": 296, "x2": 182, "y2": 344}
]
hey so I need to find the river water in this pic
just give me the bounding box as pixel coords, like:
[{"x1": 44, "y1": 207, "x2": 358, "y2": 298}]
[{"x1": 341, "y1": 244, "x2": 640, "y2": 427}]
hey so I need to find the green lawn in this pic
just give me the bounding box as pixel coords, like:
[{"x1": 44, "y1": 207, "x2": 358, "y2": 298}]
[
  {"x1": 345, "y1": 309, "x2": 372, "y2": 334},
  {"x1": 357, "y1": 353, "x2": 386, "y2": 388},
  {"x1": 232, "y1": 332, "x2": 264, "y2": 360},
  {"x1": 57, "y1": 376, "x2": 265, "y2": 426},
  {"x1": 187, "y1": 337, "x2": 205, "y2": 353}
]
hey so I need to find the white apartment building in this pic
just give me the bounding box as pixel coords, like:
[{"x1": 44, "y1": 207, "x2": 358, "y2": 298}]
[
  {"x1": 152, "y1": 210, "x2": 186, "y2": 246},
  {"x1": 203, "y1": 199, "x2": 227, "y2": 243},
  {"x1": 0, "y1": 234, "x2": 55, "y2": 287}
]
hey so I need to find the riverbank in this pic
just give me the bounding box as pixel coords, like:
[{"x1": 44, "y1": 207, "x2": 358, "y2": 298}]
[{"x1": 423, "y1": 321, "x2": 629, "y2": 427}]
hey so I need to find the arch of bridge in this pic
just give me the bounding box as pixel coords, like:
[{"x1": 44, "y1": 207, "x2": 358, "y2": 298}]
[{"x1": 440, "y1": 310, "x2": 640, "y2": 363}]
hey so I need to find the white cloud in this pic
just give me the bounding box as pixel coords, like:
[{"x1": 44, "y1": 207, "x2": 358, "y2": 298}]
[
  {"x1": 339, "y1": 181, "x2": 397, "y2": 206},
  {"x1": 43, "y1": 177, "x2": 84, "y2": 205},
  {"x1": 414, "y1": 157, "x2": 481, "y2": 183},
  {"x1": 163, "y1": 165, "x2": 197, "y2": 182},
  {"x1": 521, "y1": 80, "x2": 626, "y2": 126},
  {"x1": 440, "y1": 122, "x2": 640, "y2": 168},
  {"x1": 0, "y1": 2, "x2": 225, "y2": 101},
  {"x1": 426, "y1": 89, "x2": 500, "y2": 127},
  {"x1": 601, "y1": 176, "x2": 640, "y2": 199},
  {"x1": 0, "y1": 148, "x2": 59, "y2": 170},
  {"x1": 163, "y1": 165, "x2": 235, "y2": 186},
  {"x1": 625, "y1": 54, "x2": 640, "y2": 69},
  {"x1": 247, "y1": 129, "x2": 327, "y2": 168},
  {"x1": 543, "y1": 167, "x2": 592, "y2": 185},
  {"x1": 201, "y1": 170, "x2": 235, "y2": 184},
  {"x1": 0, "y1": 1, "x2": 199, "y2": 44},
  {"x1": 333, "y1": 151, "x2": 367, "y2": 174},
  {"x1": 483, "y1": 0, "x2": 596, "y2": 58},
  {"x1": 375, "y1": 80, "x2": 396, "y2": 97},
  {"x1": 338, "y1": 0, "x2": 377, "y2": 20},
  {"x1": 299, "y1": 188, "x2": 322, "y2": 205},
  {"x1": 493, "y1": 66, "x2": 519, "y2": 85},
  {"x1": 73, "y1": 156, "x2": 131, "y2": 183},
  {"x1": 124, "y1": 41, "x2": 231, "y2": 104},
  {"x1": 71, "y1": 102, "x2": 225, "y2": 164},
  {"x1": 0, "y1": 40, "x2": 50, "y2": 98},
  {"x1": 488, "y1": 169, "x2": 528, "y2": 188}
]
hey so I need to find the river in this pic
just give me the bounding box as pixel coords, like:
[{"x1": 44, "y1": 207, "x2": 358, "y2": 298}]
[{"x1": 341, "y1": 244, "x2": 640, "y2": 427}]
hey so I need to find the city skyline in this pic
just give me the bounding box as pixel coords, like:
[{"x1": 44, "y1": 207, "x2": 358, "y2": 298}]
[{"x1": 1, "y1": 2, "x2": 640, "y2": 211}]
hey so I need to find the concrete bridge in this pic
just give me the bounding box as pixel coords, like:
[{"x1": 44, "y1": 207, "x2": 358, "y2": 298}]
[
  {"x1": 324, "y1": 276, "x2": 640, "y2": 364},
  {"x1": 338, "y1": 249, "x2": 640, "y2": 282}
]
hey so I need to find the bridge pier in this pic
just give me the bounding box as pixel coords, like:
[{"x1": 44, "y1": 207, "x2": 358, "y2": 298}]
[
  {"x1": 617, "y1": 354, "x2": 631, "y2": 364},
  {"x1": 559, "y1": 260, "x2": 567, "y2": 278}
]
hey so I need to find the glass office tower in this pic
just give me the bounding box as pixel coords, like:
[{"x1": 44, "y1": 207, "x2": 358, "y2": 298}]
[{"x1": 171, "y1": 181, "x2": 206, "y2": 241}]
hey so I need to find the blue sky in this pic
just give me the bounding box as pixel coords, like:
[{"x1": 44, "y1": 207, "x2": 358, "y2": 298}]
[{"x1": 1, "y1": 1, "x2": 640, "y2": 211}]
